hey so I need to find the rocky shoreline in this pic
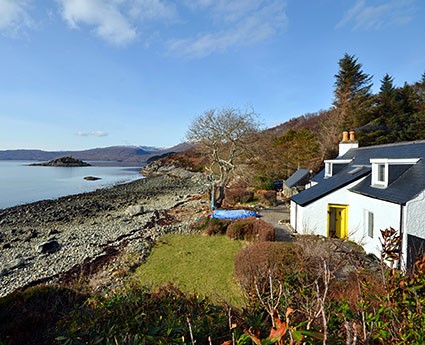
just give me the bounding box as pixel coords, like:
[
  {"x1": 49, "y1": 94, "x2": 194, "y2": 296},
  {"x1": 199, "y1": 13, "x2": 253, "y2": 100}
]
[{"x1": 0, "y1": 168, "x2": 210, "y2": 297}]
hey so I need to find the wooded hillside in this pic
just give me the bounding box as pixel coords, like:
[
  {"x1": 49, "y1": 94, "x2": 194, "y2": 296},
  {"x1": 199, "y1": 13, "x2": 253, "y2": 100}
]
[
  {"x1": 152, "y1": 54, "x2": 425, "y2": 190},
  {"x1": 244, "y1": 54, "x2": 425, "y2": 189}
]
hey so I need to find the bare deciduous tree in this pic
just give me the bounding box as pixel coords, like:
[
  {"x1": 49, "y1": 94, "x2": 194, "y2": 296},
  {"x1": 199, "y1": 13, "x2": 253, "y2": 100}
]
[{"x1": 186, "y1": 107, "x2": 260, "y2": 208}]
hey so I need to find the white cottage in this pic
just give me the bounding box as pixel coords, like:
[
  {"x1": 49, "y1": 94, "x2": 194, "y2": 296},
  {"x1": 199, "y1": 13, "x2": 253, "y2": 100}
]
[{"x1": 290, "y1": 131, "x2": 425, "y2": 270}]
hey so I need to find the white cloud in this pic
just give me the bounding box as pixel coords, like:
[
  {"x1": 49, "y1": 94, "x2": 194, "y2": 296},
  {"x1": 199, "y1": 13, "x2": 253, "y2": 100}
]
[
  {"x1": 1, "y1": 0, "x2": 286, "y2": 54},
  {"x1": 129, "y1": 0, "x2": 176, "y2": 21},
  {"x1": 336, "y1": 0, "x2": 413, "y2": 31},
  {"x1": 0, "y1": 0, "x2": 33, "y2": 35},
  {"x1": 75, "y1": 130, "x2": 109, "y2": 137},
  {"x1": 57, "y1": 0, "x2": 178, "y2": 45},
  {"x1": 168, "y1": 1, "x2": 287, "y2": 58},
  {"x1": 58, "y1": 0, "x2": 137, "y2": 46}
]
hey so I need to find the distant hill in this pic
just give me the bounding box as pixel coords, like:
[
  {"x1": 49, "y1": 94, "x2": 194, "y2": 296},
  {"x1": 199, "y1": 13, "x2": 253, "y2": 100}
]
[
  {"x1": 0, "y1": 143, "x2": 192, "y2": 166},
  {"x1": 264, "y1": 111, "x2": 326, "y2": 137}
]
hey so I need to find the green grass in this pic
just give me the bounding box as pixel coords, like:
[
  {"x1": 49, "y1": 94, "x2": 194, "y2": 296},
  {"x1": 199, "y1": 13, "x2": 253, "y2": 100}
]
[{"x1": 131, "y1": 234, "x2": 247, "y2": 307}]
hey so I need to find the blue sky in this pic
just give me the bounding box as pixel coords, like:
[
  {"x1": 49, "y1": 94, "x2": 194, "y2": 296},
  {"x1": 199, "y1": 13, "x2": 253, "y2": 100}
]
[{"x1": 0, "y1": 0, "x2": 424, "y2": 151}]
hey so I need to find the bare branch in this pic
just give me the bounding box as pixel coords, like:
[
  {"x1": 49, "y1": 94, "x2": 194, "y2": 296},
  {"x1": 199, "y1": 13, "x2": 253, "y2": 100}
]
[{"x1": 186, "y1": 107, "x2": 260, "y2": 208}]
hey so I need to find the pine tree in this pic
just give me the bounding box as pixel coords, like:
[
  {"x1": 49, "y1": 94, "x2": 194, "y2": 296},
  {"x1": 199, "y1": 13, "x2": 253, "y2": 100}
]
[
  {"x1": 333, "y1": 53, "x2": 373, "y2": 129},
  {"x1": 357, "y1": 74, "x2": 395, "y2": 146},
  {"x1": 414, "y1": 72, "x2": 425, "y2": 111},
  {"x1": 384, "y1": 74, "x2": 425, "y2": 142},
  {"x1": 376, "y1": 74, "x2": 398, "y2": 126}
]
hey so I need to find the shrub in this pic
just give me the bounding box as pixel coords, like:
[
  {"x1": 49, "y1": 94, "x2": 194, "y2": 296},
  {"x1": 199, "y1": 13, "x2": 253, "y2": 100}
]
[
  {"x1": 223, "y1": 187, "x2": 254, "y2": 207},
  {"x1": 197, "y1": 217, "x2": 231, "y2": 236},
  {"x1": 0, "y1": 286, "x2": 85, "y2": 345},
  {"x1": 157, "y1": 147, "x2": 208, "y2": 172},
  {"x1": 191, "y1": 216, "x2": 210, "y2": 232},
  {"x1": 255, "y1": 190, "x2": 277, "y2": 206},
  {"x1": 254, "y1": 175, "x2": 276, "y2": 191},
  {"x1": 226, "y1": 217, "x2": 275, "y2": 242},
  {"x1": 234, "y1": 242, "x2": 298, "y2": 295},
  {"x1": 57, "y1": 285, "x2": 232, "y2": 345}
]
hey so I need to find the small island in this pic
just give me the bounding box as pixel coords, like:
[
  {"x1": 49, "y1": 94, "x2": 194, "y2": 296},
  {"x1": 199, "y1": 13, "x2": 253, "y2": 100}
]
[{"x1": 30, "y1": 156, "x2": 91, "y2": 167}]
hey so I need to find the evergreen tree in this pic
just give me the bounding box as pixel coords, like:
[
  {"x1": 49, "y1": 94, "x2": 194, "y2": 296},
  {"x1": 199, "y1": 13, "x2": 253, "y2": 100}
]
[
  {"x1": 360, "y1": 73, "x2": 425, "y2": 145},
  {"x1": 333, "y1": 53, "x2": 373, "y2": 129},
  {"x1": 363, "y1": 74, "x2": 398, "y2": 144},
  {"x1": 414, "y1": 72, "x2": 425, "y2": 111},
  {"x1": 376, "y1": 74, "x2": 398, "y2": 124},
  {"x1": 396, "y1": 82, "x2": 424, "y2": 141}
]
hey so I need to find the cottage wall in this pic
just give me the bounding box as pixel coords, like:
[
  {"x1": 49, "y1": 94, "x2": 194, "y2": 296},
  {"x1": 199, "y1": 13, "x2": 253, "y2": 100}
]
[
  {"x1": 403, "y1": 191, "x2": 425, "y2": 268},
  {"x1": 290, "y1": 176, "x2": 402, "y2": 259},
  {"x1": 405, "y1": 190, "x2": 425, "y2": 239},
  {"x1": 290, "y1": 200, "x2": 298, "y2": 231},
  {"x1": 348, "y1": 192, "x2": 400, "y2": 259},
  {"x1": 290, "y1": 179, "x2": 363, "y2": 236}
]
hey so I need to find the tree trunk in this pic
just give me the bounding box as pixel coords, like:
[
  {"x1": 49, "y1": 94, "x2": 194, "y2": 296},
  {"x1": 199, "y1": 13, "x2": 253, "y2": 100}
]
[
  {"x1": 215, "y1": 185, "x2": 225, "y2": 209},
  {"x1": 210, "y1": 183, "x2": 216, "y2": 210},
  {"x1": 209, "y1": 183, "x2": 226, "y2": 209}
]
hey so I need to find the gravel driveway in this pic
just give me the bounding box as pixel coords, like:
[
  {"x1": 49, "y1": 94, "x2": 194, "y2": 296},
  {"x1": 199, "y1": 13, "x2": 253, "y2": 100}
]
[{"x1": 258, "y1": 204, "x2": 294, "y2": 241}]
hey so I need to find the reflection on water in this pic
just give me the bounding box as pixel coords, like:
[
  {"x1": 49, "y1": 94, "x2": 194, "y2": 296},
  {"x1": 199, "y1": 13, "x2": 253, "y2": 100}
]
[{"x1": 0, "y1": 161, "x2": 143, "y2": 209}]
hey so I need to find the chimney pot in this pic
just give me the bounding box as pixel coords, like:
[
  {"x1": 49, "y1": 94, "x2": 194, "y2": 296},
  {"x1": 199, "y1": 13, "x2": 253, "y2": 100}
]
[{"x1": 338, "y1": 130, "x2": 359, "y2": 156}]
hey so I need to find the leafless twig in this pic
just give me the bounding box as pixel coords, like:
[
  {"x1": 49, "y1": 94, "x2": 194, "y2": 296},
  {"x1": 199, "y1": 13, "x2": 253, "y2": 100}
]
[{"x1": 187, "y1": 317, "x2": 196, "y2": 344}]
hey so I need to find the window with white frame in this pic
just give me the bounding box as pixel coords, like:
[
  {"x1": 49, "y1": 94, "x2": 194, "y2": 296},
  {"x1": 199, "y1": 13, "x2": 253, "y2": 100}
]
[
  {"x1": 371, "y1": 162, "x2": 387, "y2": 187},
  {"x1": 324, "y1": 159, "x2": 352, "y2": 178},
  {"x1": 377, "y1": 164, "x2": 385, "y2": 182},
  {"x1": 365, "y1": 211, "x2": 374, "y2": 238},
  {"x1": 325, "y1": 162, "x2": 332, "y2": 178},
  {"x1": 370, "y1": 158, "x2": 419, "y2": 188}
]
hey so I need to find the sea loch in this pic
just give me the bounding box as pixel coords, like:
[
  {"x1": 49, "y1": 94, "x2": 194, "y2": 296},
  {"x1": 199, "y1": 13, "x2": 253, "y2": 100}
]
[{"x1": 0, "y1": 160, "x2": 142, "y2": 209}]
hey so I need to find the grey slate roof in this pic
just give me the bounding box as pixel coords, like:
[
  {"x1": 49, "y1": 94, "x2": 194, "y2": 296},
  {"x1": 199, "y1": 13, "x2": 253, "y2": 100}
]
[
  {"x1": 291, "y1": 140, "x2": 425, "y2": 207},
  {"x1": 285, "y1": 168, "x2": 310, "y2": 188}
]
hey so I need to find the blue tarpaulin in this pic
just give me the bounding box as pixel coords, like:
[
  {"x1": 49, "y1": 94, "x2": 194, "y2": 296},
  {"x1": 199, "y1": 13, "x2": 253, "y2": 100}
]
[{"x1": 211, "y1": 209, "x2": 260, "y2": 220}]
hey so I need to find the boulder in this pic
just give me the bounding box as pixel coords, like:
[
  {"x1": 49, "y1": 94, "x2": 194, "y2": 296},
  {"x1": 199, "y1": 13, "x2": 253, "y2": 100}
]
[
  {"x1": 84, "y1": 176, "x2": 101, "y2": 181},
  {"x1": 8, "y1": 258, "x2": 27, "y2": 270},
  {"x1": 37, "y1": 240, "x2": 61, "y2": 254},
  {"x1": 48, "y1": 229, "x2": 60, "y2": 236},
  {"x1": 125, "y1": 205, "x2": 144, "y2": 217},
  {"x1": 24, "y1": 229, "x2": 38, "y2": 241},
  {"x1": 0, "y1": 257, "x2": 30, "y2": 277}
]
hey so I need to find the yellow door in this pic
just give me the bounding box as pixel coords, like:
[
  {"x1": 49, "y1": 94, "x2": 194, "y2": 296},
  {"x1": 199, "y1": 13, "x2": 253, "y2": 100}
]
[{"x1": 328, "y1": 204, "x2": 348, "y2": 239}]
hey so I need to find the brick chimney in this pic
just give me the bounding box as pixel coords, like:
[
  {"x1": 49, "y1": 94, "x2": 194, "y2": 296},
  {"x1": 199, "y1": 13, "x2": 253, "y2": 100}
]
[{"x1": 338, "y1": 130, "x2": 359, "y2": 157}]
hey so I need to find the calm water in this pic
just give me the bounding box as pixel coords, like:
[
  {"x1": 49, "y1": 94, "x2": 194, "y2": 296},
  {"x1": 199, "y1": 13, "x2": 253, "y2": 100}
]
[{"x1": 0, "y1": 161, "x2": 143, "y2": 209}]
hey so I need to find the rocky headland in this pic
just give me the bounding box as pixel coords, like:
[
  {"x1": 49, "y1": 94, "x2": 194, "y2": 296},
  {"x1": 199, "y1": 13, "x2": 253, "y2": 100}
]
[
  {"x1": 30, "y1": 156, "x2": 91, "y2": 167},
  {"x1": 0, "y1": 166, "x2": 209, "y2": 297}
]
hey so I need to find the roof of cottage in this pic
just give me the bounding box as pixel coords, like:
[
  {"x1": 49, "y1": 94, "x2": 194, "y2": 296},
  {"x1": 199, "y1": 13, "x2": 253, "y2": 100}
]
[
  {"x1": 285, "y1": 168, "x2": 310, "y2": 188},
  {"x1": 291, "y1": 140, "x2": 425, "y2": 207}
]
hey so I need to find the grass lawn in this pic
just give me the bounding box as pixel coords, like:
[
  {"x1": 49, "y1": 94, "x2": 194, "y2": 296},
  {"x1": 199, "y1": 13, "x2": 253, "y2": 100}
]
[{"x1": 131, "y1": 234, "x2": 247, "y2": 307}]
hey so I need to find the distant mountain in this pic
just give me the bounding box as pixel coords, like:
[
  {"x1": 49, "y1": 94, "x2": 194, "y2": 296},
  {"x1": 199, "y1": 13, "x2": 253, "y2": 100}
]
[{"x1": 0, "y1": 143, "x2": 192, "y2": 166}]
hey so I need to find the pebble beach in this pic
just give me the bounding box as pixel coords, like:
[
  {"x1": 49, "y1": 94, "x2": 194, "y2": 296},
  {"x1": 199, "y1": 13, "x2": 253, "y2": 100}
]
[{"x1": 0, "y1": 169, "x2": 209, "y2": 297}]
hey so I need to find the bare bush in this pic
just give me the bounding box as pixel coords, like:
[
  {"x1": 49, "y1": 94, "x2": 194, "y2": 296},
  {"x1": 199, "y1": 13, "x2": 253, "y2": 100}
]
[
  {"x1": 203, "y1": 218, "x2": 231, "y2": 236},
  {"x1": 223, "y1": 187, "x2": 254, "y2": 207},
  {"x1": 234, "y1": 242, "x2": 297, "y2": 295},
  {"x1": 255, "y1": 190, "x2": 277, "y2": 206},
  {"x1": 226, "y1": 217, "x2": 275, "y2": 242}
]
